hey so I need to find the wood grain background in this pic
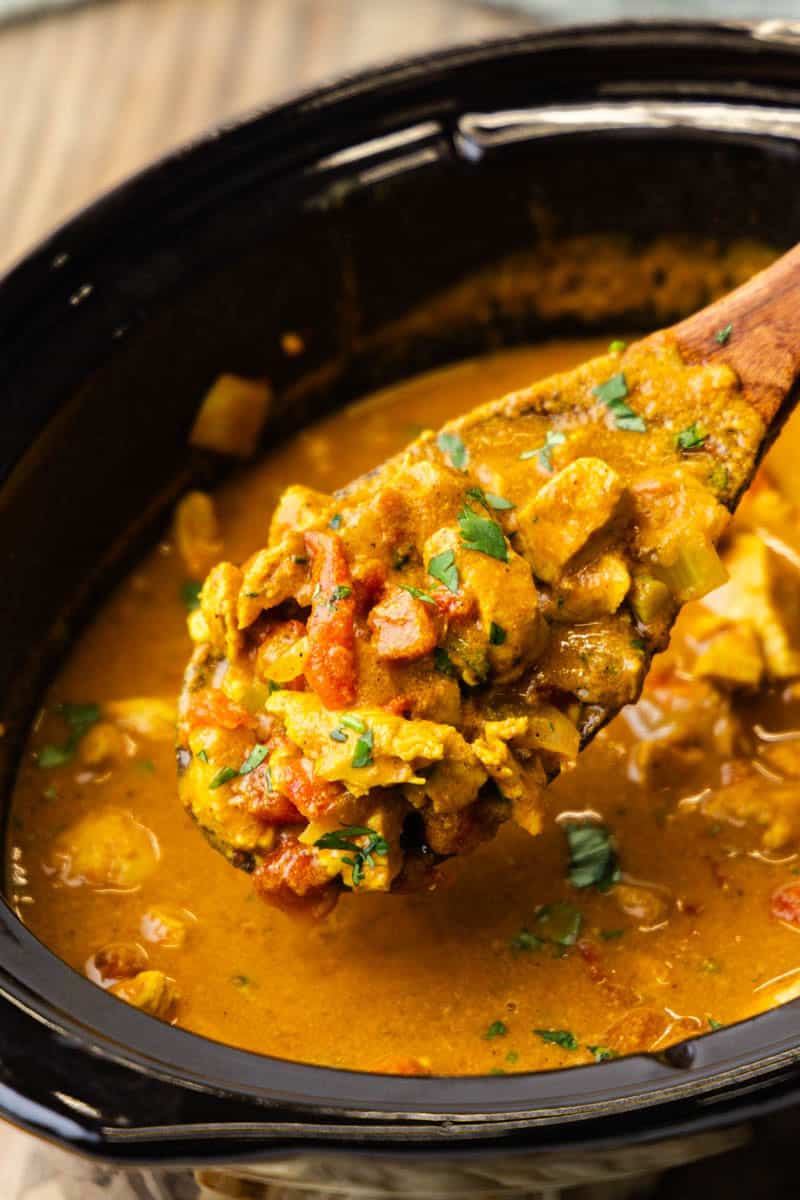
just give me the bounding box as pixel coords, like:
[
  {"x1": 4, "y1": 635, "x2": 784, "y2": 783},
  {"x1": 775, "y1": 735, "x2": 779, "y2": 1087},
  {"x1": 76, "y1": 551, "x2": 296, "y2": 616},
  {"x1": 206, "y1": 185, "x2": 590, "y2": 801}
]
[{"x1": 0, "y1": 0, "x2": 530, "y2": 274}]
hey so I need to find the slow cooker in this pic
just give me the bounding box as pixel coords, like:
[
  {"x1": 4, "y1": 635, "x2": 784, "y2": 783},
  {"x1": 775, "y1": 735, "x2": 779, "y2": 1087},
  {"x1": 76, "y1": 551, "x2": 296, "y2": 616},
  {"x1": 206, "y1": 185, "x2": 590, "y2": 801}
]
[{"x1": 3, "y1": 19, "x2": 800, "y2": 1197}]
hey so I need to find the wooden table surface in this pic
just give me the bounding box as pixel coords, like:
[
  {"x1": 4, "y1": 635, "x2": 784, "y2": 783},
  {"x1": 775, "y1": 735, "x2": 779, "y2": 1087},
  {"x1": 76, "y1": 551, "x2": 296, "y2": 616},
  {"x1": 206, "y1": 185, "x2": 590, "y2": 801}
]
[
  {"x1": 0, "y1": 0, "x2": 529, "y2": 275},
  {"x1": 0, "y1": 0, "x2": 530, "y2": 1190}
]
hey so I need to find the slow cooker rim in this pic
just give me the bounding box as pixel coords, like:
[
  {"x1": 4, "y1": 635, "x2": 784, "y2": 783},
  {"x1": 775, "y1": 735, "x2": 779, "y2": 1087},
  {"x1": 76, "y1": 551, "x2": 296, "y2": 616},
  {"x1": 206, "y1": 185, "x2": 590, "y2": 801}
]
[{"x1": 4, "y1": 16, "x2": 800, "y2": 1153}]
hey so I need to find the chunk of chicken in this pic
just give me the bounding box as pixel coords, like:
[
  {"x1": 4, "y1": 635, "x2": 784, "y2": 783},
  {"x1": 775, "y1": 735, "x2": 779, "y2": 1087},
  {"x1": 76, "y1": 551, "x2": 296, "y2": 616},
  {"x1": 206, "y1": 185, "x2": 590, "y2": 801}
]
[
  {"x1": 45, "y1": 808, "x2": 159, "y2": 889},
  {"x1": 110, "y1": 970, "x2": 179, "y2": 1020},
  {"x1": 516, "y1": 458, "x2": 624, "y2": 584}
]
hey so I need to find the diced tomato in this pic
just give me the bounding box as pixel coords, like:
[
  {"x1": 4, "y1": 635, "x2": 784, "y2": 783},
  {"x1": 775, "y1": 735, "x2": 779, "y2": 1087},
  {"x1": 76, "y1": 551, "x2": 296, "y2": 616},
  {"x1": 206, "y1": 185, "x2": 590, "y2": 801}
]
[
  {"x1": 368, "y1": 586, "x2": 437, "y2": 661},
  {"x1": 772, "y1": 881, "x2": 800, "y2": 926},
  {"x1": 270, "y1": 738, "x2": 345, "y2": 820},
  {"x1": 354, "y1": 560, "x2": 389, "y2": 613},
  {"x1": 239, "y1": 762, "x2": 303, "y2": 825},
  {"x1": 254, "y1": 835, "x2": 339, "y2": 918},
  {"x1": 304, "y1": 531, "x2": 357, "y2": 708},
  {"x1": 185, "y1": 689, "x2": 255, "y2": 731}
]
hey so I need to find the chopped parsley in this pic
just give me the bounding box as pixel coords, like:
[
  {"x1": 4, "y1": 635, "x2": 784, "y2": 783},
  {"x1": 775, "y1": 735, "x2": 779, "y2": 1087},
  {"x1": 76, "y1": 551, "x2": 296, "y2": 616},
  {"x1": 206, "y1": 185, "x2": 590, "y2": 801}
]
[
  {"x1": 437, "y1": 430, "x2": 469, "y2": 470},
  {"x1": 593, "y1": 372, "x2": 646, "y2": 432},
  {"x1": 330, "y1": 728, "x2": 348, "y2": 743},
  {"x1": 484, "y1": 1020, "x2": 508, "y2": 1040},
  {"x1": 267, "y1": 679, "x2": 282, "y2": 694},
  {"x1": 510, "y1": 928, "x2": 543, "y2": 955},
  {"x1": 399, "y1": 584, "x2": 437, "y2": 607},
  {"x1": 328, "y1": 584, "x2": 352, "y2": 606},
  {"x1": 209, "y1": 765, "x2": 239, "y2": 789},
  {"x1": 489, "y1": 622, "x2": 507, "y2": 646},
  {"x1": 314, "y1": 823, "x2": 389, "y2": 887},
  {"x1": 239, "y1": 743, "x2": 269, "y2": 776},
  {"x1": 631, "y1": 637, "x2": 646, "y2": 651},
  {"x1": 181, "y1": 579, "x2": 203, "y2": 612},
  {"x1": 434, "y1": 646, "x2": 457, "y2": 676},
  {"x1": 340, "y1": 715, "x2": 366, "y2": 733},
  {"x1": 505, "y1": 1050, "x2": 519, "y2": 1065},
  {"x1": 329, "y1": 513, "x2": 343, "y2": 530},
  {"x1": 231, "y1": 974, "x2": 253, "y2": 989},
  {"x1": 565, "y1": 823, "x2": 620, "y2": 892},
  {"x1": 38, "y1": 702, "x2": 101, "y2": 769},
  {"x1": 458, "y1": 505, "x2": 508, "y2": 562},
  {"x1": 535, "y1": 901, "x2": 583, "y2": 945},
  {"x1": 428, "y1": 548, "x2": 459, "y2": 592},
  {"x1": 196, "y1": 749, "x2": 209, "y2": 763},
  {"x1": 351, "y1": 727, "x2": 374, "y2": 769},
  {"x1": 292, "y1": 554, "x2": 309, "y2": 565},
  {"x1": 522, "y1": 429, "x2": 565, "y2": 472},
  {"x1": 676, "y1": 423, "x2": 707, "y2": 451},
  {"x1": 608, "y1": 339, "x2": 626, "y2": 354},
  {"x1": 466, "y1": 486, "x2": 514, "y2": 511},
  {"x1": 715, "y1": 323, "x2": 733, "y2": 345},
  {"x1": 600, "y1": 928, "x2": 625, "y2": 941},
  {"x1": 708, "y1": 1017, "x2": 723, "y2": 1031},
  {"x1": 534, "y1": 1029, "x2": 578, "y2": 1050},
  {"x1": 587, "y1": 1044, "x2": 618, "y2": 1062},
  {"x1": 209, "y1": 742, "x2": 271, "y2": 788}
]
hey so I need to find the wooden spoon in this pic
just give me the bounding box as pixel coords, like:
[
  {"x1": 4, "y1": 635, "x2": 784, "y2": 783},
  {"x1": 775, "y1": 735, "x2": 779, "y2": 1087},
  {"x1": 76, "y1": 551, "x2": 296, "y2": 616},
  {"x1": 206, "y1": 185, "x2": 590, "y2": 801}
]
[{"x1": 179, "y1": 243, "x2": 800, "y2": 909}]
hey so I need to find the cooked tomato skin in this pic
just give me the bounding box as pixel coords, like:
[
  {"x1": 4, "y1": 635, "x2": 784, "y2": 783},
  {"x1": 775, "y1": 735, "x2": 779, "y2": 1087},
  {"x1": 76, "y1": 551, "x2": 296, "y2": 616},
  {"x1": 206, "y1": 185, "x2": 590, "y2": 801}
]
[
  {"x1": 772, "y1": 881, "x2": 800, "y2": 926},
  {"x1": 253, "y1": 835, "x2": 339, "y2": 918},
  {"x1": 270, "y1": 736, "x2": 345, "y2": 821},
  {"x1": 304, "y1": 531, "x2": 357, "y2": 708},
  {"x1": 185, "y1": 689, "x2": 255, "y2": 731},
  {"x1": 239, "y1": 761, "x2": 303, "y2": 825}
]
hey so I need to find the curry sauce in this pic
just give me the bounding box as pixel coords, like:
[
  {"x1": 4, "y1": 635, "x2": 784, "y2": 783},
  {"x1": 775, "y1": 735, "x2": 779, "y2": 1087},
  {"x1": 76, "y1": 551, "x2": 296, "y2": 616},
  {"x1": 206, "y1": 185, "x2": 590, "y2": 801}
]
[{"x1": 8, "y1": 339, "x2": 800, "y2": 1075}]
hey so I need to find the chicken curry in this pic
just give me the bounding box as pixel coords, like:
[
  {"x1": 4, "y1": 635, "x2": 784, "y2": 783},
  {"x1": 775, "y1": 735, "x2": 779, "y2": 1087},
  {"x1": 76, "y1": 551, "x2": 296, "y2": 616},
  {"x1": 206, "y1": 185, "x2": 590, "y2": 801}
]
[{"x1": 8, "y1": 337, "x2": 800, "y2": 1075}]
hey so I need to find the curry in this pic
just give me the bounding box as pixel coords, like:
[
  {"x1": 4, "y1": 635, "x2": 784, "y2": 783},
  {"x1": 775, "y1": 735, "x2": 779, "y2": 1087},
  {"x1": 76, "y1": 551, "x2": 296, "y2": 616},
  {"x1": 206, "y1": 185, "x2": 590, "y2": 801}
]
[
  {"x1": 8, "y1": 339, "x2": 800, "y2": 1075},
  {"x1": 178, "y1": 335, "x2": 759, "y2": 916}
]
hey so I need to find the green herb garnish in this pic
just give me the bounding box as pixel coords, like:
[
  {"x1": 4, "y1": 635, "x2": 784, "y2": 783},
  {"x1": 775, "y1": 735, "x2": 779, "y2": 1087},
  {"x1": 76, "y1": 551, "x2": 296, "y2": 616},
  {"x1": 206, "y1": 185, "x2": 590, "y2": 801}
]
[
  {"x1": 484, "y1": 1020, "x2": 508, "y2": 1040},
  {"x1": 267, "y1": 679, "x2": 282, "y2": 694},
  {"x1": 231, "y1": 974, "x2": 252, "y2": 989},
  {"x1": 210, "y1": 765, "x2": 239, "y2": 789},
  {"x1": 330, "y1": 728, "x2": 348, "y2": 743},
  {"x1": 505, "y1": 1050, "x2": 519, "y2": 1065},
  {"x1": 351, "y1": 727, "x2": 374, "y2": 769},
  {"x1": 534, "y1": 1029, "x2": 578, "y2": 1050},
  {"x1": 708, "y1": 1017, "x2": 723, "y2": 1031},
  {"x1": 181, "y1": 580, "x2": 203, "y2": 612},
  {"x1": 535, "y1": 901, "x2": 583, "y2": 945},
  {"x1": 587, "y1": 1044, "x2": 618, "y2": 1062},
  {"x1": 676, "y1": 423, "x2": 707, "y2": 451},
  {"x1": 399, "y1": 585, "x2": 437, "y2": 606},
  {"x1": 340, "y1": 715, "x2": 366, "y2": 733},
  {"x1": 522, "y1": 429, "x2": 565, "y2": 471},
  {"x1": 715, "y1": 323, "x2": 733, "y2": 345},
  {"x1": 466, "y1": 486, "x2": 514, "y2": 511},
  {"x1": 437, "y1": 430, "x2": 469, "y2": 470},
  {"x1": 631, "y1": 638, "x2": 646, "y2": 651},
  {"x1": 428, "y1": 548, "x2": 459, "y2": 592},
  {"x1": 565, "y1": 823, "x2": 620, "y2": 892},
  {"x1": 608, "y1": 339, "x2": 626, "y2": 354},
  {"x1": 434, "y1": 646, "x2": 457, "y2": 676},
  {"x1": 314, "y1": 824, "x2": 389, "y2": 887},
  {"x1": 37, "y1": 702, "x2": 101, "y2": 769},
  {"x1": 239, "y1": 743, "x2": 269, "y2": 776},
  {"x1": 510, "y1": 928, "x2": 544, "y2": 955},
  {"x1": 458, "y1": 505, "x2": 508, "y2": 562},
  {"x1": 329, "y1": 513, "x2": 343, "y2": 530},
  {"x1": 329, "y1": 584, "x2": 352, "y2": 605},
  {"x1": 489, "y1": 622, "x2": 507, "y2": 646},
  {"x1": 593, "y1": 372, "x2": 646, "y2": 432},
  {"x1": 600, "y1": 928, "x2": 625, "y2": 941}
]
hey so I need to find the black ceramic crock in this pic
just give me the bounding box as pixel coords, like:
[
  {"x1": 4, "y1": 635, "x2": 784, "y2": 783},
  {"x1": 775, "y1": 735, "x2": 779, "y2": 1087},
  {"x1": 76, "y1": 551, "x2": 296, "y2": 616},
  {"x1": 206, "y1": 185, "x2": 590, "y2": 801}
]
[{"x1": 5, "y1": 18, "x2": 800, "y2": 1173}]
